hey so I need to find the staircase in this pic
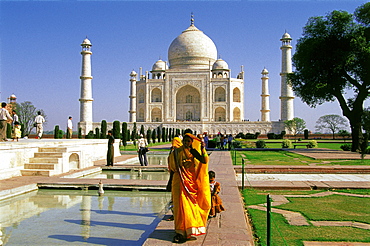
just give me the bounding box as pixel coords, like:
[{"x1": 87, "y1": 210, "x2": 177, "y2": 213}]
[{"x1": 21, "y1": 147, "x2": 67, "y2": 176}]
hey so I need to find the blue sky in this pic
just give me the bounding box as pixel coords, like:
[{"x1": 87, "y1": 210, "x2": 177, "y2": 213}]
[{"x1": 0, "y1": 0, "x2": 368, "y2": 132}]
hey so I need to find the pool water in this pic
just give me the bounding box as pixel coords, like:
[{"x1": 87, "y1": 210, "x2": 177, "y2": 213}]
[{"x1": 0, "y1": 189, "x2": 171, "y2": 246}]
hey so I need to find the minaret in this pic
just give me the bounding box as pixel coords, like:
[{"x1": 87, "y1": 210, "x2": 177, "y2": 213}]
[
  {"x1": 279, "y1": 32, "x2": 294, "y2": 121},
  {"x1": 260, "y1": 68, "x2": 270, "y2": 121},
  {"x1": 79, "y1": 38, "x2": 93, "y2": 135},
  {"x1": 129, "y1": 70, "x2": 137, "y2": 122}
]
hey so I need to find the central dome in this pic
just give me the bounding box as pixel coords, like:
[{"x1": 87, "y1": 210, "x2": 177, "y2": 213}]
[{"x1": 168, "y1": 24, "x2": 217, "y2": 69}]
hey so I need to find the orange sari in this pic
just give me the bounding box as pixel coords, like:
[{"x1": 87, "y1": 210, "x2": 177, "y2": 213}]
[{"x1": 168, "y1": 134, "x2": 211, "y2": 238}]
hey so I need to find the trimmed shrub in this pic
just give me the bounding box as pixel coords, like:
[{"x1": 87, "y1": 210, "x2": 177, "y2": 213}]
[
  {"x1": 95, "y1": 128, "x2": 100, "y2": 139},
  {"x1": 147, "y1": 129, "x2": 151, "y2": 144},
  {"x1": 54, "y1": 125, "x2": 60, "y2": 139},
  {"x1": 304, "y1": 129, "x2": 309, "y2": 139},
  {"x1": 100, "y1": 120, "x2": 107, "y2": 139},
  {"x1": 255, "y1": 140, "x2": 266, "y2": 148},
  {"x1": 86, "y1": 130, "x2": 94, "y2": 139},
  {"x1": 282, "y1": 139, "x2": 292, "y2": 148},
  {"x1": 113, "y1": 120, "x2": 120, "y2": 139},
  {"x1": 267, "y1": 133, "x2": 276, "y2": 139},
  {"x1": 307, "y1": 140, "x2": 318, "y2": 148},
  {"x1": 78, "y1": 128, "x2": 82, "y2": 139},
  {"x1": 232, "y1": 141, "x2": 242, "y2": 148},
  {"x1": 340, "y1": 143, "x2": 352, "y2": 151},
  {"x1": 121, "y1": 122, "x2": 127, "y2": 147}
]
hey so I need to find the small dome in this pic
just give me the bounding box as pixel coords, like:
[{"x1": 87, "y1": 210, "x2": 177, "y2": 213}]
[
  {"x1": 168, "y1": 24, "x2": 217, "y2": 69},
  {"x1": 281, "y1": 32, "x2": 292, "y2": 40},
  {"x1": 130, "y1": 70, "x2": 137, "y2": 77},
  {"x1": 261, "y1": 68, "x2": 269, "y2": 74},
  {"x1": 81, "y1": 38, "x2": 92, "y2": 46},
  {"x1": 212, "y1": 59, "x2": 229, "y2": 70},
  {"x1": 9, "y1": 94, "x2": 17, "y2": 99},
  {"x1": 152, "y1": 60, "x2": 167, "y2": 71}
]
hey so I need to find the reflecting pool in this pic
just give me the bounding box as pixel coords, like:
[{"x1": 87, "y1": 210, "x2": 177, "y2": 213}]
[
  {"x1": 0, "y1": 189, "x2": 171, "y2": 245},
  {"x1": 80, "y1": 170, "x2": 170, "y2": 181},
  {"x1": 118, "y1": 155, "x2": 168, "y2": 166}
]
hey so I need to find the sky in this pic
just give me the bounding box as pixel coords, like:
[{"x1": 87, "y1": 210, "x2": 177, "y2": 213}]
[{"x1": 0, "y1": 0, "x2": 368, "y2": 132}]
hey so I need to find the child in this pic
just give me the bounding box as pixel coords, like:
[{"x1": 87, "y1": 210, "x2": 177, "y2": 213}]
[
  {"x1": 209, "y1": 170, "x2": 225, "y2": 218},
  {"x1": 12, "y1": 121, "x2": 21, "y2": 142}
]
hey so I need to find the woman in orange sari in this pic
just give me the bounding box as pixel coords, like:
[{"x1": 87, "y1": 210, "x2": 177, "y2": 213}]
[{"x1": 168, "y1": 133, "x2": 211, "y2": 243}]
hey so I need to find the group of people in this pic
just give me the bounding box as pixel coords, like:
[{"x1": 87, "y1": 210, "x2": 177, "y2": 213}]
[{"x1": 214, "y1": 133, "x2": 233, "y2": 150}]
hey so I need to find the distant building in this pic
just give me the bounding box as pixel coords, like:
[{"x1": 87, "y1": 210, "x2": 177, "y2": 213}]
[{"x1": 79, "y1": 17, "x2": 294, "y2": 136}]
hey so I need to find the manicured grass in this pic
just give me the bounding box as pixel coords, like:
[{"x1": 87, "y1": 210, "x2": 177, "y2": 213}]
[
  {"x1": 243, "y1": 189, "x2": 370, "y2": 246},
  {"x1": 231, "y1": 150, "x2": 370, "y2": 166}
]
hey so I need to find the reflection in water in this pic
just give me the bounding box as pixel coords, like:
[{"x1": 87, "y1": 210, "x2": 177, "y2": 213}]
[
  {"x1": 0, "y1": 189, "x2": 170, "y2": 245},
  {"x1": 81, "y1": 170, "x2": 170, "y2": 180},
  {"x1": 122, "y1": 155, "x2": 168, "y2": 166}
]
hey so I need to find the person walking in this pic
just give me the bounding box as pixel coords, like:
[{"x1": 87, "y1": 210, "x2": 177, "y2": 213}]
[
  {"x1": 106, "y1": 130, "x2": 114, "y2": 166},
  {"x1": 137, "y1": 134, "x2": 148, "y2": 166},
  {"x1": 34, "y1": 111, "x2": 45, "y2": 139},
  {"x1": 208, "y1": 170, "x2": 225, "y2": 218},
  {"x1": 0, "y1": 102, "x2": 12, "y2": 141},
  {"x1": 67, "y1": 116, "x2": 73, "y2": 139}
]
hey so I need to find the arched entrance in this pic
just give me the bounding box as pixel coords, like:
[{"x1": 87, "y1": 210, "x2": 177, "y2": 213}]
[{"x1": 176, "y1": 85, "x2": 201, "y2": 121}]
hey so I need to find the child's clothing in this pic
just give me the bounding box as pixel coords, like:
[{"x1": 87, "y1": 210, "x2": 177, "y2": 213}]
[
  {"x1": 209, "y1": 180, "x2": 225, "y2": 217},
  {"x1": 12, "y1": 125, "x2": 21, "y2": 140}
]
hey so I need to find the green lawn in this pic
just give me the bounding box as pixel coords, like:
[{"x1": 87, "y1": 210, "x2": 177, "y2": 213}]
[
  {"x1": 243, "y1": 189, "x2": 370, "y2": 246},
  {"x1": 231, "y1": 150, "x2": 370, "y2": 166}
]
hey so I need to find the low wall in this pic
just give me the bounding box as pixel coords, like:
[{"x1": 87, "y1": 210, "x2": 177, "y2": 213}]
[{"x1": 0, "y1": 139, "x2": 120, "y2": 180}]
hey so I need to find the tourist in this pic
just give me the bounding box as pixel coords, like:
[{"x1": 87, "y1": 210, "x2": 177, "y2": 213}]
[
  {"x1": 227, "y1": 134, "x2": 233, "y2": 150},
  {"x1": 0, "y1": 102, "x2": 12, "y2": 141},
  {"x1": 168, "y1": 133, "x2": 210, "y2": 243},
  {"x1": 12, "y1": 110, "x2": 19, "y2": 126},
  {"x1": 106, "y1": 130, "x2": 114, "y2": 166},
  {"x1": 67, "y1": 116, "x2": 73, "y2": 139},
  {"x1": 137, "y1": 134, "x2": 148, "y2": 166},
  {"x1": 12, "y1": 121, "x2": 21, "y2": 142},
  {"x1": 34, "y1": 111, "x2": 45, "y2": 139},
  {"x1": 208, "y1": 170, "x2": 225, "y2": 218},
  {"x1": 214, "y1": 134, "x2": 221, "y2": 149},
  {"x1": 203, "y1": 133, "x2": 209, "y2": 148}
]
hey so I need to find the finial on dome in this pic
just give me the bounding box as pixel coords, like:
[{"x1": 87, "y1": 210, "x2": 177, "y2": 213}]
[{"x1": 190, "y1": 12, "x2": 194, "y2": 26}]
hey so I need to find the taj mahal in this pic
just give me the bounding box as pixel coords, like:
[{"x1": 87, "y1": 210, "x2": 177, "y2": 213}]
[{"x1": 78, "y1": 17, "x2": 294, "y2": 136}]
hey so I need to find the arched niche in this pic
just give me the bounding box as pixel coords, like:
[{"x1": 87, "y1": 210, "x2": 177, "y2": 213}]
[
  {"x1": 151, "y1": 88, "x2": 162, "y2": 102},
  {"x1": 151, "y1": 108, "x2": 162, "y2": 122},
  {"x1": 233, "y1": 88, "x2": 241, "y2": 102},
  {"x1": 215, "y1": 107, "x2": 226, "y2": 122},
  {"x1": 176, "y1": 85, "x2": 201, "y2": 121},
  {"x1": 215, "y1": 87, "x2": 226, "y2": 102}
]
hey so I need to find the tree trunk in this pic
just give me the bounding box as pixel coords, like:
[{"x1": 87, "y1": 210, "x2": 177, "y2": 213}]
[{"x1": 349, "y1": 118, "x2": 363, "y2": 152}]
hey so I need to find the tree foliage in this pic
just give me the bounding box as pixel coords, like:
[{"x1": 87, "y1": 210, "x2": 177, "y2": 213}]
[
  {"x1": 315, "y1": 114, "x2": 348, "y2": 139},
  {"x1": 284, "y1": 117, "x2": 306, "y2": 137},
  {"x1": 288, "y1": 3, "x2": 370, "y2": 151},
  {"x1": 16, "y1": 101, "x2": 46, "y2": 135}
]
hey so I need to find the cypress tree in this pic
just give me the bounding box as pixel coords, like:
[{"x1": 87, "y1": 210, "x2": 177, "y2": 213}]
[
  {"x1": 147, "y1": 129, "x2": 151, "y2": 144},
  {"x1": 152, "y1": 128, "x2": 156, "y2": 143},
  {"x1": 157, "y1": 127, "x2": 161, "y2": 143},
  {"x1": 140, "y1": 125, "x2": 145, "y2": 136},
  {"x1": 78, "y1": 127, "x2": 82, "y2": 139},
  {"x1": 58, "y1": 129, "x2": 63, "y2": 139},
  {"x1": 95, "y1": 128, "x2": 100, "y2": 139},
  {"x1": 113, "y1": 120, "x2": 120, "y2": 139},
  {"x1": 121, "y1": 122, "x2": 127, "y2": 147},
  {"x1": 54, "y1": 125, "x2": 60, "y2": 139},
  {"x1": 101, "y1": 120, "x2": 107, "y2": 139}
]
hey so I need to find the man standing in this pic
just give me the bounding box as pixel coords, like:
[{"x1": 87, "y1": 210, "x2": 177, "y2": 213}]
[
  {"x1": 34, "y1": 111, "x2": 45, "y2": 139},
  {"x1": 106, "y1": 130, "x2": 114, "y2": 166},
  {"x1": 0, "y1": 102, "x2": 12, "y2": 141},
  {"x1": 67, "y1": 116, "x2": 73, "y2": 139}
]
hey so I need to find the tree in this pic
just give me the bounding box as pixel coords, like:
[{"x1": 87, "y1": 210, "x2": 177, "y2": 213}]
[
  {"x1": 100, "y1": 120, "x2": 107, "y2": 139},
  {"x1": 121, "y1": 122, "x2": 127, "y2": 147},
  {"x1": 288, "y1": 4, "x2": 370, "y2": 152},
  {"x1": 112, "y1": 120, "x2": 120, "y2": 139},
  {"x1": 284, "y1": 117, "x2": 306, "y2": 140},
  {"x1": 315, "y1": 114, "x2": 348, "y2": 139},
  {"x1": 16, "y1": 101, "x2": 46, "y2": 135}
]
